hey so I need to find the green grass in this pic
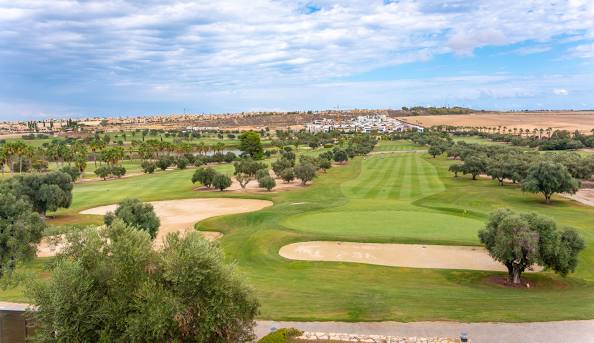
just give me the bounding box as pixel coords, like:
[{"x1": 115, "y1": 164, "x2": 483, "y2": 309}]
[
  {"x1": 2, "y1": 143, "x2": 594, "y2": 322},
  {"x1": 374, "y1": 139, "x2": 426, "y2": 152}
]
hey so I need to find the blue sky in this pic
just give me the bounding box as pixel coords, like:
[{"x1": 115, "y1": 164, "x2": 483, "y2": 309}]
[{"x1": 1, "y1": 0, "x2": 594, "y2": 120}]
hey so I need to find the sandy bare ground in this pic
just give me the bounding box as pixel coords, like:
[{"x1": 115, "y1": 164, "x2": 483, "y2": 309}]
[
  {"x1": 563, "y1": 189, "x2": 594, "y2": 207},
  {"x1": 38, "y1": 198, "x2": 272, "y2": 257},
  {"x1": 279, "y1": 241, "x2": 542, "y2": 272},
  {"x1": 399, "y1": 112, "x2": 594, "y2": 133},
  {"x1": 194, "y1": 178, "x2": 309, "y2": 193}
]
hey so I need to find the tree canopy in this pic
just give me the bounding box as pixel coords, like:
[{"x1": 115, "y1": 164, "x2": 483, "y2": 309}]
[
  {"x1": 238, "y1": 131, "x2": 263, "y2": 159},
  {"x1": 522, "y1": 161, "x2": 579, "y2": 203},
  {"x1": 0, "y1": 191, "x2": 45, "y2": 278},
  {"x1": 104, "y1": 199, "x2": 160, "y2": 239},
  {"x1": 27, "y1": 222, "x2": 259, "y2": 342},
  {"x1": 479, "y1": 208, "x2": 584, "y2": 284},
  {"x1": 1, "y1": 171, "x2": 73, "y2": 215}
]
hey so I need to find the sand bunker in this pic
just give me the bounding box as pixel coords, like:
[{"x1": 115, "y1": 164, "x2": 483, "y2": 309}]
[
  {"x1": 38, "y1": 198, "x2": 272, "y2": 257},
  {"x1": 279, "y1": 241, "x2": 542, "y2": 272}
]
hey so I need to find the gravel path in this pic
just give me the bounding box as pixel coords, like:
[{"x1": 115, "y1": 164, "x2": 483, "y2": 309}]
[{"x1": 255, "y1": 320, "x2": 594, "y2": 343}]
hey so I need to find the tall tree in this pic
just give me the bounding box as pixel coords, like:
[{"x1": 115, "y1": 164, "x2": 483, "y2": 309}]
[
  {"x1": 238, "y1": 131, "x2": 263, "y2": 159},
  {"x1": 2, "y1": 171, "x2": 73, "y2": 215},
  {"x1": 479, "y1": 209, "x2": 584, "y2": 284},
  {"x1": 522, "y1": 161, "x2": 579, "y2": 203},
  {"x1": 0, "y1": 191, "x2": 45, "y2": 278},
  {"x1": 27, "y1": 222, "x2": 259, "y2": 342}
]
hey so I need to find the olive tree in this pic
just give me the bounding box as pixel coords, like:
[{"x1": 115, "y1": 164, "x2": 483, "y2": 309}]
[
  {"x1": 27, "y1": 222, "x2": 259, "y2": 342},
  {"x1": 2, "y1": 171, "x2": 73, "y2": 216},
  {"x1": 104, "y1": 198, "x2": 160, "y2": 239},
  {"x1": 479, "y1": 208, "x2": 584, "y2": 285},
  {"x1": 233, "y1": 159, "x2": 267, "y2": 189},
  {"x1": 280, "y1": 168, "x2": 295, "y2": 183},
  {"x1": 192, "y1": 167, "x2": 217, "y2": 188},
  {"x1": 212, "y1": 174, "x2": 232, "y2": 191},
  {"x1": 461, "y1": 155, "x2": 487, "y2": 180},
  {"x1": 258, "y1": 176, "x2": 276, "y2": 191},
  {"x1": 0, "y1": 191, "x2": 45, "y2": 278},
  {"x1": 294, "y1": 163, "x2": 316, "y2": 185},
  {"x1": 522, "y1": 161, "x2": 579, "y2": 203}
]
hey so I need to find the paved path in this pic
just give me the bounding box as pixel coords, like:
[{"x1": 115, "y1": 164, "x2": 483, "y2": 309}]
[{"x1": 255, "y1": 320, "x2": 594, "y2": 343}]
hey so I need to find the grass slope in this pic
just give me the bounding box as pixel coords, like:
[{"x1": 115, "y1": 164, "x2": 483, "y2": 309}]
[{"x1": 2, "y1": 142, "x2": 594, "y2": 322}]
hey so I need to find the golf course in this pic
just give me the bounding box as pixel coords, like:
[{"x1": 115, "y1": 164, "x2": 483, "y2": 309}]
[{"x1": 2, "y1": 140, "x2": 594, "y2": 322}]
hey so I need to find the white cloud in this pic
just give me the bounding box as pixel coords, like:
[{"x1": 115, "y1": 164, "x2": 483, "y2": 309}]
[
  {"x1": 1, "y1": 0, "x2": 594, "y2": 117},
  {"x1": 553, "y1": 88, "x2": 569, "y2": 96}
]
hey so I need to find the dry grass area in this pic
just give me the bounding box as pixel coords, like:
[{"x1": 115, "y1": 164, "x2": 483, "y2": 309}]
[{"x1": 399, "y1": 112, "x2": 594, "y2": 132}]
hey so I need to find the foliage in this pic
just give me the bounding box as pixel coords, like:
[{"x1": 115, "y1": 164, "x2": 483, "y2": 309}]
[
  {"x1": 258, "y1": 176, "x2": 276, "y2": 191},
  {"x1": 104, "y1": 198, "x2": 160, "y2": 239},
  {"x1": 60, "y1": 165, "x2": 81, "y2": 182},
  {"x1": 0, "y1": 191, "x2": 45, "y2": 278},
  {"x1": 192, "y1": 167, "x2": 217, "y2": 188},
  {"x1": 239, "y1": 131, "x2": 264, "y2": 159},
  {"x1": 294, "y1": 163, "x2": 316, "y2": 185},
  {"x1": 257, "y1": 328, "x2": 303, "y2": 343},
  {"x1": 272, "y1": 158, "x2": 294, "y2": 176},
  {"x1": 234, "y1": 159, "x2": 267, "y2": 189},
  {"x1": 175, "y1": 157, "x2": 189, "y2": 169},
  {"x1": 1, "y1": 171, "x2": 73, "y2": 215},
  {"x1": 479, "y1": 209, "x2": 584, "y2": 284},
  {"x1": 522, "y1": 161, "x2": 579, "y2": 203},
  {"x1": 94, "y1": 165, "x2": 111, "y2": 180},
  {"x1": 27, "y1": 223, "x2": 259, "y2": 342},
  {"x1": 141, "y1": 161, "x2": 156, "y2": 174},
  {"x1": 212, "y1": 174, "x2": 232, "y2": 191},
  {"x1": 157, "y1": 157, "x2": 173, "y2": 171},
  {"x1": 279, "y1": 168, "x2": 295, "y2": 183},
  {"x1": 332, "y1": 150, "x2": 348, "y2": 163}
]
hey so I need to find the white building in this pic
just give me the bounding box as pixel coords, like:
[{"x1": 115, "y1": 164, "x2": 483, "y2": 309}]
[{"x1": 306, "y1": 115, "x2": 424, "y2": 133}]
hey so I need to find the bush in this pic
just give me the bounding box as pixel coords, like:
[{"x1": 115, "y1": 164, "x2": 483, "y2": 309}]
[
  {"x1": 156, "y1": 157, "x2": 172, "y2": 171},
  {"x1": 94, "y1": 165, "x2": 111, "y2": 180},
  {"x1": 212, "y1": 174, "x2": 232, "y2": 191},
  {"x1": 280, "y1": 168, "x2": 295, "y2": 183},
  {"x1": 258, "y1": 176, "x2": 276, "y2": 191},
  {"x1": 257, "y1": 328, "x2": 302, "y2": 343},
  {"x1": 141, "y1": 161, "x2": 156, "y2": 174},
  {"x1": 176, "y1": 157, "x2": 189, "y2": 169},
  {"x1": 60, "y1": 165, "x2": 81, "y2": 182},
  {"x1": 111, "y1": 165, "x2": 126, "y2": 178},
  {"x1": 255, "y1": 168, "x2": 270, "y2": 180},
  {"x1": 32, "y1": 160, "x2": 49, "y2": 173},
  {"x1": 192, "y1": 167, "x2": 217, "y2": 188}
]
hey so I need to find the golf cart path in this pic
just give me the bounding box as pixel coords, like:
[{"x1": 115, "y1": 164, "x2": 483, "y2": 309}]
[
  {"x1": 38, "y1": 198, "x2": 272, "y2": 256},
  {"x1": 255, "y1": 320, "x2": 594, "y2": 343},
  {"x1": 279, "y1": 241, "x2": 542, "y2": 272}
]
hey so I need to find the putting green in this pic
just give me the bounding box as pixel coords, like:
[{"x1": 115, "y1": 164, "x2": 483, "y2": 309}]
[{"x1": 283, "y1": 210, "x2": 482, "y2": 244}]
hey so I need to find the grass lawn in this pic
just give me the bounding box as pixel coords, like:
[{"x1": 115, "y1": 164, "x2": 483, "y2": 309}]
[
  {"x1": 374, "y1": 139, "x2": 426, "y2": 151},
  {"x1": 1, "y1": 141, "x2": 594, "y2": 322}
]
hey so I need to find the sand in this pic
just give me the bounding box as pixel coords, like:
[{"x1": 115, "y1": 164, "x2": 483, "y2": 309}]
[
  {"x1": 399, "y1": 112, "x2": 594, "y2": 133},
  {"x1": 279, "y1": 241, "x2": 542, "y2": 272},
  {"x1": 194, "y1": 178, "x2": 308, "y2": 193},
  {"x1": 38, "y1": 198, "x2": 272, "y2": 257}
]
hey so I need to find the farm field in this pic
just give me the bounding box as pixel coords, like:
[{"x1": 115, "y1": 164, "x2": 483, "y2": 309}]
[
  {"x1": 399, "y1": 112, "x2": 594, "y2": 133},
  {"x1": 2, "y1": 141, "x2": 594, "y2": 322}
]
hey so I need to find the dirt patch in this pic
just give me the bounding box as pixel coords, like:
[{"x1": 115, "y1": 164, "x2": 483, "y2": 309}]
[
  {"x1": 194, "y1": 178, "x2": 308, "y2": 193},
  {"x1": 399, "y1": 112, "x2": 594, "y2": 133},
  {"x1": 279, "y1": 241, "x2": 542, "y2": 272},
  {"x1": 38, "y1": 198, "x2": 272, "y2": 257},
  {"x1": 562, "y1": 188, "x2": 594, "y2": 207}
]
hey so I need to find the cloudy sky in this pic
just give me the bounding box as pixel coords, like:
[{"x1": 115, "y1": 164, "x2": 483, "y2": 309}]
[{"x1": 1, "y1": 0, "x2": 594, "y2": 119}]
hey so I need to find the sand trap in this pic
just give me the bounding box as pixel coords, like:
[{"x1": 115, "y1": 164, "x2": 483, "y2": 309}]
[
  {"x1": 279, "y1": 241, "x2": 542, "y2": 272},
  {"x1": 38, "y1": 198, "x2": 272, "y2": 257}
]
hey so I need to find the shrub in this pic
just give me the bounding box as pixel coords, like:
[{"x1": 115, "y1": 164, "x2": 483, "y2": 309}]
[
  {"x1": 60, "y1": 165, "x2": 81, "y2": 182},
  {"x1": 94, "y1": 165, "x2": 111, "y2": 180},
  {"x1": 280, "y1": 168, "x2": 295, "y2": 183},
  {"x1": 176, "y1": 157, "x2": 189, "y2": 169},
  {"x1": 156, "y1": 157, "x2": 172, "y2": 171},
  {"x1": 141, "y1": 161, "x2": 156, "y2": 174},
  {"x1": 111, "y1": 166, "x2": 126, "y2": 178},
  {"x1": 212, "y1": 174, "x2": 232, "y2": 191},
  {"x1": 255, "y1": 168, "x2": 270, "y2": 180},
  {"x1": 257, "y1": 328, "x2": 303, "y2": 343},
  {"x1": 192, "y1": 167, "x2": 217, "y2": 188},
  {"x1": 258, "y1": 176, "x2": 276, "y2": 191}
]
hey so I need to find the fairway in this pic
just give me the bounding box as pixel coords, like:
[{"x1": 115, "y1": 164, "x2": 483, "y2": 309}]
[{"x1": 2, "y1": 142, "x2": 594, "y2": 322}]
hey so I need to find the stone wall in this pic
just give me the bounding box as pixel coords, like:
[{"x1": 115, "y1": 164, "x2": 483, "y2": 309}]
[{"x1": 296, "y1": 331, "x2": 469, "y2": 343}]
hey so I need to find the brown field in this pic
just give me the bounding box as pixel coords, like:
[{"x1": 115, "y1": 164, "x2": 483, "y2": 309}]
[{"x1": 399, "y1": 112, "x2": 594, "y2": 133}]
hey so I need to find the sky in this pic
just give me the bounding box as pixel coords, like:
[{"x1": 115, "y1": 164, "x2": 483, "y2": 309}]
[{"x1": 1, "y1": 0, "x2": 594, "y2": 120}]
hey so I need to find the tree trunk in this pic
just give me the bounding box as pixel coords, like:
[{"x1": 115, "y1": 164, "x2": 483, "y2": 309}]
[{"x1": 512, "y1": 268, "x2": 522, "y2": 285}]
